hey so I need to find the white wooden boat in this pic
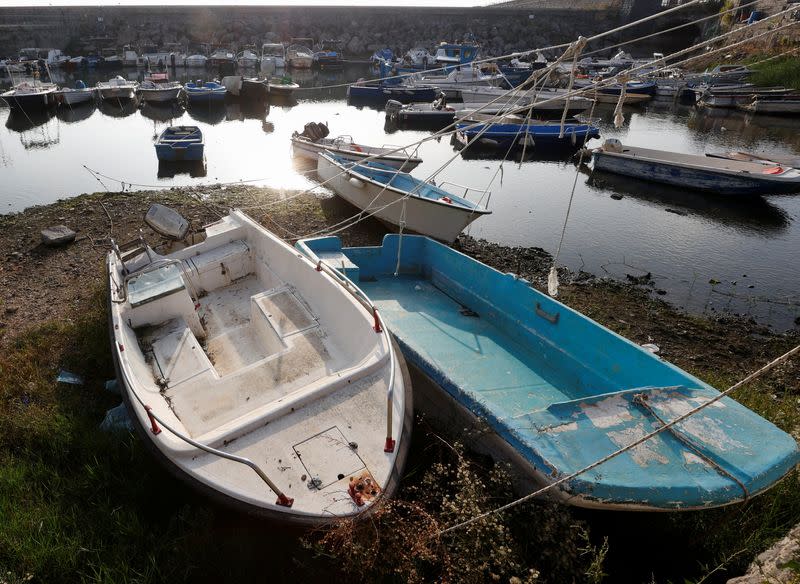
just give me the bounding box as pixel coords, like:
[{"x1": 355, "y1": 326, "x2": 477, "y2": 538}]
[
  {"x1": 292, "y1": 132, "x2": 422, "y2": 171},
  {"x1": 592, "y1": 140, "x2": 800, "y2": 196},
  {"x1": 267, "y1": 77, "x2": 299, "y2": 96},
  {"x1": 138, "y1": 80, "x2": 182, "y2": 103},
  {"x1": 97, "y1": 76, "x2": 138, "y2": 100},
  {"x1": 317, "y1": 152, "x2": 490, "y2": 242},
  {"x1": 54, "y1": 81, "x2": 95, "y2": 106},
  {"x1": 107, "y1": 210, "x2": 411, "y2": 525}
]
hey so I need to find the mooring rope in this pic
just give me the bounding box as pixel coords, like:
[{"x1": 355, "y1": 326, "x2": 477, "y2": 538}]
[{"x1": 437, "y1": 343, "x2": 800, "y2": 537}]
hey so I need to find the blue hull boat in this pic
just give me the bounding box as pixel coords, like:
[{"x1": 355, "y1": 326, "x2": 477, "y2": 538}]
[
  {"x1": 184, "y1": 81, "x2": 226, "y2": 103},
  {"x1": 348, "y1": 83, "x2": 440, "y2": 105},
  {"x1": 297, "y1": 234, "x2": 800, "y2": 511},
  {"x1": 456, "y1": 122, "x2": 600, "y2": 150},
  {"x1": 154, "y1": 125, "x2": 204, "y2": 161}
]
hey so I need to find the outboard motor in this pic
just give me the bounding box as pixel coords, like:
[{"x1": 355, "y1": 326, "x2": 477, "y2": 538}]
[
  {"x1": 385, "y1": 99, "x2": 403, "y2": 118},
  {"x1": 299, "y1": 121, "x2": 330, "y2": 142}
]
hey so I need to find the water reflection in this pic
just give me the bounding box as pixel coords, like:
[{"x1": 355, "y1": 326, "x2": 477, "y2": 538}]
[
  {"x1": 186, "y1": 101, "x2": 227, "y2": 125},
  {"x1": 584, "y1": 166, "x2": 790, "y2": 233},
  {"x1": 5, "y1": 109, "x2": 54, "y2": 132},
  {"x1": 158, "y1": 159, "x2": 207, "y2": 178},
  {"x1": 99, "y1": 98, "x2": 139, "y2": 118},
  {"x1": 56, "y1": 102, "x2": 96, "y2": 124},
  {"x1": 140, "y1": 101, "x2": 186, "y2": 123},
  {"x1": 225, "y1": 100, "x2": 268, "y2": 122}
]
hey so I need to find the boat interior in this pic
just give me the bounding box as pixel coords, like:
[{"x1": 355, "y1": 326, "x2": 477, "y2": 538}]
[{"x1": 111, "y1": 212, "x2": 385, "y2": 444}]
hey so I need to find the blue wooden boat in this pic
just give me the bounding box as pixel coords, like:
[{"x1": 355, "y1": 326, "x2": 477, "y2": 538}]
[
  {"x1": 455, "y1": 121, "x2": 600, "y2": 150},
  {"x1": 347, "y1": 82, "x2": 440, "y2": 105},
  {"x1": 296, "y1": 234, "x2": 800, "y2": 511},
  {"x1": 154, "y1": 126, "x2": 204, "y2": 162},
  {"x1": 184, "y1": 81, "x2": 226, "y2": 103},
  {"x1": 575, "y1": 79, "x2": 657, "y2": 97}
]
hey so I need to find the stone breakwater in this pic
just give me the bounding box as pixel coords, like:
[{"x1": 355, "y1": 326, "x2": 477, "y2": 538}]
[{"x1": 0, "y1": 4, "x2": 700, "y2": 59}]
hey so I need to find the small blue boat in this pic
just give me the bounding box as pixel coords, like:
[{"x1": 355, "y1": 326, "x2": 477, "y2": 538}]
[
  {"x1": 154, "y1": 125, "x2": 204, "y2": 162},
  {"x1": 184, "y1": 81, "x2": 226, "y2": 103},
  {"x1": 455, "y1": 121, "x2": 600, "y2": 150},
  {"x1": 297, "y1": 234, "x2": 800, "y2": 511},
  {"x1": 576, "y1": 79, "x2": 657, "y2": 97}
]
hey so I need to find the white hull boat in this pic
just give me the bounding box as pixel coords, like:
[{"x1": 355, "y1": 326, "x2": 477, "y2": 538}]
[
  {"x1": 97, "y1": 76, "x2": 138, "y2": 100},
  {"x1": 55, "y1": 86, "x2": 95, "y2": 106},
  {"x1": 287, "y1": 45, "x2": 314, "y2": 69},
  {"x1": 237, "y1": 50, "x2": 260, "y2": 69},
  {"x1": 317, "y1": 152, "x2": 491, "y2": 243},
  {"x1": 185, "y1": 55, "x2": 208, "y2": 68},
  {"x1": 417, "y1": 67, "x2": 503, "y2": 98},
  {"x1": 261, "y1": 43, "x2": 286, "y2": 73},
  {"x1": 138, "y1": 81, "x2": 183, "y2": 103},
  {"x1": 107, "y1": 210, "x2": 411, "y2": 525},
  {"x1": 592, "y1": 140, "x2": 800, "y2": 196},
  {"x1": 292, "y1": 134, "x2": 422, "y2": 171}
]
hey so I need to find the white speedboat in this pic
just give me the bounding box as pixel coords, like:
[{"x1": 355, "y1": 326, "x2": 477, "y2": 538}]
[
  {"x1": 292, "y1": 129, "x2": 422, "y2": 171},
  {"x1": 260, "y1": 43, "x2": 286, "y2": 73},
  {"x1": 97, "y1": 76, "x2": 138, "y2": 100},
  {"x1": 237, "y1": 48, "x2": 260, "y2": 69},
  {"x1": 108, "y1": 209, "x2": 411, "y2": 525},
  {"x1": 55, "y1": 81, "x2": 95, "y2": 106},
  {"x1": 317, "y1": 152, "x2": 490, "y2": 242},
  {"x1": 286, "y1": 41, "x2": 314, "y2": 69}
]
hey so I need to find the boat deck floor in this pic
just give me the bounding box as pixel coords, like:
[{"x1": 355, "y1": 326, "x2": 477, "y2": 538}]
[
  {"x1": 359, "y1": 274, "x2": 589, "y2": 417},
  {"x1": 144, "y1": 274, "x2": 342, "y2": 437}
]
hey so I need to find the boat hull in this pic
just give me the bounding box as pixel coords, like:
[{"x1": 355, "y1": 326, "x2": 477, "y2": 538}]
[
  {"x1": 139, "y1": 86, "x2": 182, "y2": 103},
  {"x1": 593, "y1": 150, "x2": 800, "y2": 195},
  {"x1": 348, "y1": 84, "x2": 439, "y2": 105},
  {"x1": 456, "y1": 123, "x2": 600, "y2": 150},
  {"x1": 1, "y1": 89, "x2": 57, "y2": 110},
  {"x1": 292, "y1": 136, "x2": 422, "y2": 171},
  {"x1": 317, "y1": 154, "x2": 487, "y2": 243},
  {"x1": 288, "y1": 56, "x2": 313, "y2": 69},
  {"x1": 99, "y1": 87, "x2": 136, "y2": 100},
  {"x1": 106, "y1": 210, "x2": 411, "y2": 526},
  {"x1": 297, "y1": 234, "x2": 800, "y2": 511}
]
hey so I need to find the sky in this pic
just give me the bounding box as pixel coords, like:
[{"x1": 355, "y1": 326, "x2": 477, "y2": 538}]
[{"x1": 0, "y1": 0, "x2": 490, "y2": 6}]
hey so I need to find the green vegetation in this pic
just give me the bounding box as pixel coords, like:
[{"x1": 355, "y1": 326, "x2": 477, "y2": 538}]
[
  {"x1": 1, "y1": 225, "x2": 799, "y2": 581},
  {"x1": 751, "y1": 56, "x2": 800, "y2": 89}
]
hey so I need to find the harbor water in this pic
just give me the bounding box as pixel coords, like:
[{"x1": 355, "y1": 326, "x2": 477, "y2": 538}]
[{"x1": 1, "y1": 66, "x2": 798, "y2": 330}]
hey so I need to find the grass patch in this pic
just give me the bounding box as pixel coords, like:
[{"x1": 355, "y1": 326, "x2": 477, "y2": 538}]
[{"x1": 750, "y1": 56, "x2": 800, "y2": 89}]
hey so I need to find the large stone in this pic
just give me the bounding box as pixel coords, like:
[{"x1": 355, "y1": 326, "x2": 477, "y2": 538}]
[
  {"x1": 41, "y1": 225, "x2": 76, "y2": 247},
  {"x1": 728, "y1": 523, "x2": 800, "y2": 583}
]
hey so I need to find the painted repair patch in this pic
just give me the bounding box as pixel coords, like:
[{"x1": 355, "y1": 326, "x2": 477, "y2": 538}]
[
  {"x1": 580, "y1": 395, "x2": 634, "y2": 429},
  {"x1": 607, "y1": 423, "x2": 669, "y2": 467}
]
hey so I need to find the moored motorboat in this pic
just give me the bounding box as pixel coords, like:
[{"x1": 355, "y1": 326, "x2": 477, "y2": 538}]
[
  {"x1": 138, "y1": 79, "x2": 183, "y2": 103},
  {"x1": 97, "y1": 75, "x2": 138, "y2": 100},
  {"x1": 316, "y1": 152, "x2": 490, "y2": 242},
  {"x1": 455, "y1": 120, "x2": 601, "y2": 150},
  {"x1": 297, "y1": 234, "x2": 800, "y2": 511},
  {"x1": 154, "y1": 125, "x2": 204, "y2": 161},
  {"x1": 286, "y1": 39, "x2": 314, "y2": 69},
  {"x1": 1, "y1": 80, "x2": 58, "y2": 111},
  {"x1": 456, "y1": 87, "x2": 594, "y2": 118},
  {"x1": 184, "y1": 80, "x2": 226, "y2": 102},
  {"x1": 313, "y1": 40, "x2": 343, "y2": 70},
  {"x1": 107, "y1": 209, "x2": 411, "y2": 525},
  {"x1": 54, "y1": 80, "x2": 95, "y2": 106},
  {"x1": 347, "y1": 80, "x2": 440, "y2": 106},
  {"x1": 185, "y1": 54, "x2": 208, "y2": 68},
  {"x1": 267, "y1": 76, "x2": 299, "y2": 96},
  {"x1": 291, "y1": 122, "x2": 422, "y2": 171},
  {"x1": 237, "y1": 47, "x2": 260, "y2": 69},
  {"x1": 260, "y1": 43, "x2": 286, "y2": 74},
  {"x1": 592, "y1": 140, "x2": 800, "y2": 195}
]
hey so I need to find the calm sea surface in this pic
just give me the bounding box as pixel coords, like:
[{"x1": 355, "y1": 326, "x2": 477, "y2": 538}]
[{"x1": 1, "y1": 66, "x2": 798, "y2": 330}]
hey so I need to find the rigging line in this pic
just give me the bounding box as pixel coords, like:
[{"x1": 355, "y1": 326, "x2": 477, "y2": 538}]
[
  {"x1": 291, "y1": 0, "x2": 706, "y2": 92},
  {"x1": 436, "y1": 343, "x2": 800, "y2": 538}
]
